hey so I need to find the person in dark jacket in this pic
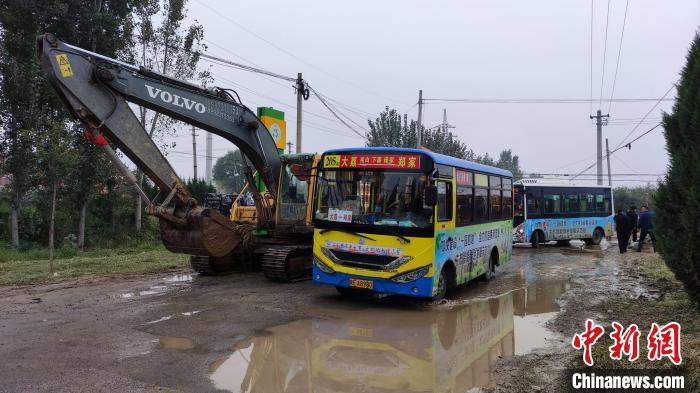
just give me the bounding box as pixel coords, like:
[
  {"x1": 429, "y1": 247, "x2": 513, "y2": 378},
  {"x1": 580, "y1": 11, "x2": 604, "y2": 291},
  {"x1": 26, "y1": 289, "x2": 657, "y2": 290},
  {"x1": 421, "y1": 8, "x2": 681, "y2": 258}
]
[
  {"x1": 614, "y1": 209, "x2": 630, "y2": 254},
  {"x1": 627, "y1": 206, "x2": 639, "y2": 243},
  {"x1": 637, "y1": 206, "x2": 656, "y2": 252}
]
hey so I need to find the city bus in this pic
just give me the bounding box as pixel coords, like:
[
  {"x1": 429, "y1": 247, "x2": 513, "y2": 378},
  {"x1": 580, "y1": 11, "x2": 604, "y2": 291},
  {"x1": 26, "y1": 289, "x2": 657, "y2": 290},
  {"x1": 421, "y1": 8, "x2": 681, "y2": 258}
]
[
  {"x1": 513, "y1": 179, "x2": 614, "y2": 247},
  {"x1": 311, "y1": 147, "x2": 514, "y2": 300}
]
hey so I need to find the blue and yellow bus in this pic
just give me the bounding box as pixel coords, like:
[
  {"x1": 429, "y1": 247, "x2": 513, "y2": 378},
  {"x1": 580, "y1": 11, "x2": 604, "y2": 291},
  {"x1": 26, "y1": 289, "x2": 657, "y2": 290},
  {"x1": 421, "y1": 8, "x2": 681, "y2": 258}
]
[
  {"x1": 311, "y1": 147, "x2": 514, "y2": 300},
  {"x1": 512, "y1": 179, "x2": 614, "y2": 247}
]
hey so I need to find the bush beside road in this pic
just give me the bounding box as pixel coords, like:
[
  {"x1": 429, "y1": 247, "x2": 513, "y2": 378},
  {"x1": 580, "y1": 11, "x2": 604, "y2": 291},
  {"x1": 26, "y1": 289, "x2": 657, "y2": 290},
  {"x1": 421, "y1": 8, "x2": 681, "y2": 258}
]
[{"x1": 0, "y1": 245, "x2": 189, "y2": 286}]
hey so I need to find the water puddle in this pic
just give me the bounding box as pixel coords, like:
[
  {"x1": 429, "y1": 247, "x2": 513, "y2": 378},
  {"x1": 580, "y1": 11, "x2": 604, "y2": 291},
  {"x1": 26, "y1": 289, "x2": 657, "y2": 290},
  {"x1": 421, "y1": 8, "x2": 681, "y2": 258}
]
[
  {"x1": 164, "y1": 273, "x2": 194, "y2": 283},
  {"x1": 159, "y1": 336, "x2": 195, "y2": 350},
  {"x1": 208, "y1": 280, "x2": 571, "y2": 392},
  {"x1": 118, "y1": 273, "x2": 194, "y2": 299}
]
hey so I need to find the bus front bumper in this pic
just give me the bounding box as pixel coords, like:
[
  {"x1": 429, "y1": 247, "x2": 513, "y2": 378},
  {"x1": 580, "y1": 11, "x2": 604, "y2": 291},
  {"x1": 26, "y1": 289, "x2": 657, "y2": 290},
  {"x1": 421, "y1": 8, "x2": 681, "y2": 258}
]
[{"x1": 312, "y1": 266, "x2": 434, "y2": 298}]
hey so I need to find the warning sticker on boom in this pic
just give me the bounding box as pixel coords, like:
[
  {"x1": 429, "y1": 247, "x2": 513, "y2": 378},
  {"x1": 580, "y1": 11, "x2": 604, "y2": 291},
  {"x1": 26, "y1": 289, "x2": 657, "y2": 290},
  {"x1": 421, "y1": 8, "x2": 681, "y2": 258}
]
[{"x1": 55, "y1": 54, "x2": 73, "y2": 77}]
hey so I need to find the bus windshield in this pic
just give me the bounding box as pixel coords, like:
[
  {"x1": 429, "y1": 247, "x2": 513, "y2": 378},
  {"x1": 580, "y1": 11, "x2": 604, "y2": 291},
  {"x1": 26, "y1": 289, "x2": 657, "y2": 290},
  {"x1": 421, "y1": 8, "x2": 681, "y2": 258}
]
[{"x1": 315, "y1": 169, "x2": 433, "y2": 229}]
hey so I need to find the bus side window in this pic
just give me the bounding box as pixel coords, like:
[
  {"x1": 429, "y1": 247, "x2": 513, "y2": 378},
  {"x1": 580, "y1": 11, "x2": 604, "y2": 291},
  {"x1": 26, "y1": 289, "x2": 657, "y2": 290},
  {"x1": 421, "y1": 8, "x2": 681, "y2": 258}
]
[
  {"x1": 456, "y1": 186, "x2": 473, "y2": 226},
  {"x1": 580, "y1": 193, "x2": 594, "y2": 212},
  {"x1": 489, "y1": 176, "x2": 502, "y2": 220},
  {"x1": 474, "y1": 173, "x2": 489, "y2": 222},
  {"x1": 595, "y1": 193, "x2": 607, "y2": 212},
  {"x1": 526, "y1": 193, "x2": 540, "y2": 216},
  {"x1": 437, "y1": 181, "x2": 453, "y2": 222},
  {"x1": 544, "y1": 194, "x2": 561, "y2": 213},
  {"x1": 474, "y1": 188, "x2": 488, "y2": 222},
  {"x1": 564, "y1": 193, "x2": 579, "y2": 213},
  {"x1": 502, "y1": 178, "x2": 513, "y2": 219}
]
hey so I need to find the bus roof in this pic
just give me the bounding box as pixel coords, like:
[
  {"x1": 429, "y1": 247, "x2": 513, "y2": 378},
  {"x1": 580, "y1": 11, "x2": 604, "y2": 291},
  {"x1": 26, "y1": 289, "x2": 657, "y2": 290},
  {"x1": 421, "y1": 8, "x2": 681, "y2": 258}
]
[
  {"x1": 323, "y1": 147, "x2": 513, "y2": 177},
  {"x1": 514, "y1": 178, "x2": 612, "y2": 188}
]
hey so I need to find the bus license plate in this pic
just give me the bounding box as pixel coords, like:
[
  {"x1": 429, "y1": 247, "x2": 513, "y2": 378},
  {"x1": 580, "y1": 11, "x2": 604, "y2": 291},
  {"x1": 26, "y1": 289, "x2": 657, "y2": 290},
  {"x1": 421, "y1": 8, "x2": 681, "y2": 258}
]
[{"x1": 349, "y1": 278, "x2": 373, "y2": 290}]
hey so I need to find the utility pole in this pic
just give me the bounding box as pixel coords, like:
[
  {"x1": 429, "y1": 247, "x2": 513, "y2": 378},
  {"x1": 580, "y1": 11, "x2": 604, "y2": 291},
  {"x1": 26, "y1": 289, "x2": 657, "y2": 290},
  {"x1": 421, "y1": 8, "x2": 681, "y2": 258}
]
[
  {"x1": 416, "y1": 89, "x2": 423, "y2": 148},
  {"x1": 296, "y1": 73, "x2": 303, "y2": 153},
  {"x1": 205, "y1": 131, "x2": 212, "y2": 185},
  {"x1": 589, "y1": 109, "x2": 609, "y2": 185},
  {"x1": 287, "y1": 141, "x2": 294, "y2": 154},
  {"x1": 605, "y1": 138, "x2": 612, "y2": 187},
  {"x1": 191, "y1": 125, "x2": 198, "y2": 180}
]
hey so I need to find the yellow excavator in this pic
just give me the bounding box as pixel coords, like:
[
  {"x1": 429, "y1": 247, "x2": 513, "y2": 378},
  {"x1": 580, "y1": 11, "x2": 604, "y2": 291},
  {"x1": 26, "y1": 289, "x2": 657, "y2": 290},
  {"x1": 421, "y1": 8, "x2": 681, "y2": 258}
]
[{"x1": 37, "y1": 33, "x2": 319, "y2": 281}]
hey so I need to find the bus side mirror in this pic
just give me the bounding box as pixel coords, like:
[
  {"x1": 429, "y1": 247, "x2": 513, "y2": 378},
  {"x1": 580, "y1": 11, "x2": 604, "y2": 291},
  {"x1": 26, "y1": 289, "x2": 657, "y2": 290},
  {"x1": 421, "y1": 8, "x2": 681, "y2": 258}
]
[{"x1": 424, "y1": 185, "x2": 438, "y2": 207}]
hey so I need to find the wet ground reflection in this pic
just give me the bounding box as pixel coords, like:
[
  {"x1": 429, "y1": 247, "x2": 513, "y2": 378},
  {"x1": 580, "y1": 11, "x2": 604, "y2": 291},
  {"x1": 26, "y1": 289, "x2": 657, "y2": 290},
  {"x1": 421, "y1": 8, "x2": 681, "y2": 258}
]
[{"x1": 208, "y1": 280, "x2": 571, "y2": 392}]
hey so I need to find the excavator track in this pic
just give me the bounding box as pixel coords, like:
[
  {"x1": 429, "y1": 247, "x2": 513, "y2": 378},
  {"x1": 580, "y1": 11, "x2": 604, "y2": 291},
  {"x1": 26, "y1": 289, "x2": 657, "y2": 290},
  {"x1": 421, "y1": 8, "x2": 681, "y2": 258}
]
[
  {"x1": 190, "y1": 255, "x2": 221, "y2": 275},
  {"x1": 261, "y1": 245, "x2": 312, "y2": 283}
]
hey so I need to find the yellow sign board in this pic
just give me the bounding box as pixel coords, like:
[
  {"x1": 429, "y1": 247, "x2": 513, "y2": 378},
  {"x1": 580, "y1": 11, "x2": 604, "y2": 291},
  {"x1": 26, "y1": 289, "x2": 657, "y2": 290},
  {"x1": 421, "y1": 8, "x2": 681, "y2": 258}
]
[
  {"x1": 323, "y1": 155, "x2": 341, "y2": 168},
  {"x1": 260, "y1": 115, "x2": 286, "y2": 150},
  {"x1": 55, "y1": 53, "x2": 73, "y2": 77}
]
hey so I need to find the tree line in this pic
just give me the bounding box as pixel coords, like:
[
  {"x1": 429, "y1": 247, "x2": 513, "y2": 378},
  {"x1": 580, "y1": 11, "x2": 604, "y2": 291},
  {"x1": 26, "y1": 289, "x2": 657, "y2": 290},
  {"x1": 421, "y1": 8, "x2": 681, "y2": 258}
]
[
  {"x1": 0, "y1": 0, "x2": 209, "y2": 255},
  {"x1": 365, "y1": 106, "x2": 524, "y2": 178}
]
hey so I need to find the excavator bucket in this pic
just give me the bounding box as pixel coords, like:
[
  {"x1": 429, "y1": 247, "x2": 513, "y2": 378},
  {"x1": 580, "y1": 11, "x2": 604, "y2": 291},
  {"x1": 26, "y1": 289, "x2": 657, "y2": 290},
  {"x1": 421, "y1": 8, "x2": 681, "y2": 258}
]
[{"x1": 159, "y1": 207, "x2": 254, "y2": 257}]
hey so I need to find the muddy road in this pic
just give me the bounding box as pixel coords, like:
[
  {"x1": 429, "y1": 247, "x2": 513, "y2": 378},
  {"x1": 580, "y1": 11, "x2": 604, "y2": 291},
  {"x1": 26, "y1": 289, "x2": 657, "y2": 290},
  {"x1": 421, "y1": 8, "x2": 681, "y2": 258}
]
[{"x1": 0, "y1": 243, "x2": 619, "y2": 392}]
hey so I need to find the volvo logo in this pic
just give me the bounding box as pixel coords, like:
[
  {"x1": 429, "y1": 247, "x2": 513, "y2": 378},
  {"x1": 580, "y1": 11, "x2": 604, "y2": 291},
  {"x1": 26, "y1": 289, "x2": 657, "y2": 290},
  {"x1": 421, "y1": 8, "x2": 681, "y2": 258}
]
[{"x1": 145, "y1": 84, "x2": 206, "y2": 114}]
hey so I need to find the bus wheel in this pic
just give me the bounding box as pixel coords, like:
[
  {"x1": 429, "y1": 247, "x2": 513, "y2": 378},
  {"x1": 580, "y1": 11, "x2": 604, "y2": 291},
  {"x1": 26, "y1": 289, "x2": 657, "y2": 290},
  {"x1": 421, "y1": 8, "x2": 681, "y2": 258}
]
[
  {"x1": 432, "y1": 269, "x2": 448, "y2": 301},
  {"x1": 585, "y1": 228, "x2": 604, "y2": 246},
  {"x1": 531, "y1": 231, "x2": 542, "y2": 248}
]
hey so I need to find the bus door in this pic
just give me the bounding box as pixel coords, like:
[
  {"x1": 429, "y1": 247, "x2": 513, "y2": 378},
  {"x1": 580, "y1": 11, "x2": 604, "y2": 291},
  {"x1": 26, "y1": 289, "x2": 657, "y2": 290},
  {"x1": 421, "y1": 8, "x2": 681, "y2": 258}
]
[{"x1": 513, "y1": 185, "x2": 524, "y2": 227}]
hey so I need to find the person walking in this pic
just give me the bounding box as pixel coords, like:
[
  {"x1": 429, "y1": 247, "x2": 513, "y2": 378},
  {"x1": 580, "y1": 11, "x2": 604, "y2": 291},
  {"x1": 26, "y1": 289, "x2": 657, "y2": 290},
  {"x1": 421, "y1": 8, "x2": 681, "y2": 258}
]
[
  {"x1": 627, "y1": 206, "x2": 639, "y2": 244},
  {"x1": 637, "y1": 206, "x2": 656, "y2": 252},
  {"x1": 614, "y1": 209, "x2": 630, "y2": 254}
]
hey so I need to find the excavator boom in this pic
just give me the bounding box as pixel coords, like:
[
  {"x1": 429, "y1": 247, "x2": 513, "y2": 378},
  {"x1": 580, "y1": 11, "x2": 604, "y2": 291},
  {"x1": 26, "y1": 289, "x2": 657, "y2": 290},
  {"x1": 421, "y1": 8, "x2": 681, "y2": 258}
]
[{"x1": 37, "y1": 33, "x2": 282, "y2": 257}]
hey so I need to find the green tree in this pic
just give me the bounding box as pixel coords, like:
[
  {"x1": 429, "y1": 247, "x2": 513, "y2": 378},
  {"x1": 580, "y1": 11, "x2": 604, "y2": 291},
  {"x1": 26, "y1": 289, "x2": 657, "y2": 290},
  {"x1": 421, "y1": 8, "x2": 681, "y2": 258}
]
[
  {"x1": 213, "y1": 150, "x2": 246, "y2": 193},
  {"x1": 655, "y1": 32, "x2": 700, "y2": 305},
  {"x1": 0, "y1": 0, "x2": 137, "y2": 248},
  {"x1": 613, "y1": 184, "x2": 656, "y2": 211},
  {"x1": 185, "y1": 178, "x2": 216, "y2": 203},
  {"x1": 495, "y1": 149, "x2": 523, "y2": 179},
  {"x1": 365, "y1": 106, "x2": 474, "y2": 159},
  {"x1": 130, "y1": 0, "x2": 210, "y2": 230},
  {"x1": 34, "y1": 119, "x2": 76, "y2": 271}
]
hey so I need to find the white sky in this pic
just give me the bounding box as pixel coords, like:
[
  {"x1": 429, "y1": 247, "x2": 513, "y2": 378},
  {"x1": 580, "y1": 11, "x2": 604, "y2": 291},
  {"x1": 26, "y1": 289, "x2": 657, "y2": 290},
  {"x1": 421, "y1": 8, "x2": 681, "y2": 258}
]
[{"x1": 155, "y1": 0, "x2": 700, "y2": 186}]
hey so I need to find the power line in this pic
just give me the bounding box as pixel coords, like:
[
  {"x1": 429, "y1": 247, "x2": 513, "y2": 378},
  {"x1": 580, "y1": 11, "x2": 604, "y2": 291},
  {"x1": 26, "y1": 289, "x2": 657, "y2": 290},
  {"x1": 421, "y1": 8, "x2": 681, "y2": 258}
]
[
  {"x1": 193, "y1": 0, "x2": 409, "y2": 106},
  {"x1": 589, "y1": 0, "x2": 594, "y2": 114},
  {"x1": 524, "y1": 172, "x2": 663, "y2": 177},
  {"x1": 598, "y1": 0, "x2": 612, "y2": 109},
  {"x1": 571, "y1": 122, "x2": 663, "y2": 180},
  {"x1": 208, "y1": 71, "x2": 361, "y2": 138},
  {"x1": 614, "y1": 84, "x2": 675, "y2": 149},
  {"x1": 421, "y1": 98, "x2": 673, "y2": 104},
  {"x1": 607, "y1": 0, "x2": 630, "y2": 114},
  {"x1": 307, "y1": 86, "x2": 367, "y2": 139}
]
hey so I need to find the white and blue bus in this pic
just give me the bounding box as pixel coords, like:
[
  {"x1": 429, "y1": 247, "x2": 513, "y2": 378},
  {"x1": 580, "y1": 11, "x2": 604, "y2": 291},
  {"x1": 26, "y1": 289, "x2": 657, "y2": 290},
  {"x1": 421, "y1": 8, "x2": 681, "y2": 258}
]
[{"x1": 513, "y1": 179, "x2": 614, "y2": 247}]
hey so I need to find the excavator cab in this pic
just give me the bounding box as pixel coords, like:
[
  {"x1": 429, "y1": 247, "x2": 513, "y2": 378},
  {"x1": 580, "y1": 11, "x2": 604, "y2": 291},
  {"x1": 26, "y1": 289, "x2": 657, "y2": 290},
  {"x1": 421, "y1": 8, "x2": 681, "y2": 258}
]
[{"x1": 277, "y1": 154, "x2": 318, "y2": 229}]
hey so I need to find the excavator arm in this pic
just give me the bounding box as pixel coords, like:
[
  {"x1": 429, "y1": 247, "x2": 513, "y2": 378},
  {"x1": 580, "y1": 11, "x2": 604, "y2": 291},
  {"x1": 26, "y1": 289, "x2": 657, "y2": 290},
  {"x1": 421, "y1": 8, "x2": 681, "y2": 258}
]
[{"x1": 37, "y1": 33, "x2": 282, "y2": 257}]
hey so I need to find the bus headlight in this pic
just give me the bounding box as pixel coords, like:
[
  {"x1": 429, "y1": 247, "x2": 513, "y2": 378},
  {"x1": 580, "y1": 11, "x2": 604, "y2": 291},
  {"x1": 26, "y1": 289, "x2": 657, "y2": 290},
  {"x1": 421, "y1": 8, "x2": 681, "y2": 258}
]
[
  {"x1": 390, "y1": 266, "x2": 429, "y2": 283},
  {"x1": 384, "y1": 256, "x2": 413, "y2": 270},
  {"x1": 313, "y1": 255, "x2": 335, "y2": 274}
]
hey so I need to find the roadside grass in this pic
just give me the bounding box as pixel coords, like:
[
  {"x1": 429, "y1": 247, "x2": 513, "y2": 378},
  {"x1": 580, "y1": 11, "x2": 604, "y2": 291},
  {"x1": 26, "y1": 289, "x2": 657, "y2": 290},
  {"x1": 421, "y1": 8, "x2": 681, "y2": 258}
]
[
  {"x1": 577, "y1": 253, "x2": 699, "y2": 389},
  {"x1": 0, "y1": 246, "x2": 190, "y2": 286}
]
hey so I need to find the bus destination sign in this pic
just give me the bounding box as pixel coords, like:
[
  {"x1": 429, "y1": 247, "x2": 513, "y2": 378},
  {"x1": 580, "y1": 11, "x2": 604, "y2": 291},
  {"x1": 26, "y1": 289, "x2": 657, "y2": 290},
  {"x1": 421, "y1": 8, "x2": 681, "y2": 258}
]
[{"x1": 323, "y1": 154, "x2": 421, "y2": 170}]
